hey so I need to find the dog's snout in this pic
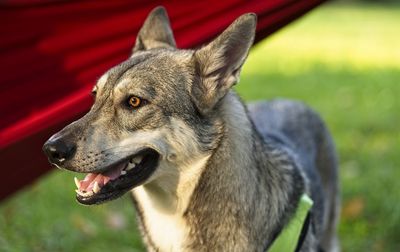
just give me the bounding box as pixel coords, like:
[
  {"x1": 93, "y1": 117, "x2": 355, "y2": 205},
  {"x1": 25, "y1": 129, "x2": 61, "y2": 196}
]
[{"x1": 43, "y1": 138, "x2": 76, "y2": 165}]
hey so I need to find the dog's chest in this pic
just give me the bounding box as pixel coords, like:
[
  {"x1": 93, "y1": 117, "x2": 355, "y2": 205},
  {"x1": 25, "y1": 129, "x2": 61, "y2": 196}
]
[{"x1": 132, "y1": 187, "x2": 188, "y2": 251}]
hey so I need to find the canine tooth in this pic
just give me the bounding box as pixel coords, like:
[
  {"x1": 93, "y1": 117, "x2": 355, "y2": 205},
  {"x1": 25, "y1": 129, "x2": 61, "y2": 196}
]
[
  {"x1": 121, "y1": 170, "x2": 127, "y2": 175},
  {"x1": 132, "y1": 156, "x2": 143, "y2": 164},
  {"x1": 74, "y1": 177, "x2": 81, "y2": 189},
  {"x1": 93, "y1": 182, "x2": 100, "y2": 193}
]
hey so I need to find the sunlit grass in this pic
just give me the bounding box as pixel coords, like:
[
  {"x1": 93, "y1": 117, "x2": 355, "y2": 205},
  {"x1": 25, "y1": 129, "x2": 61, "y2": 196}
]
[
  {"x1": 244, "y1": 2, "x2": 400, "y2": 72},
  {"x1": 1, "y1": 1, "x2": 399, "y2": 251}
]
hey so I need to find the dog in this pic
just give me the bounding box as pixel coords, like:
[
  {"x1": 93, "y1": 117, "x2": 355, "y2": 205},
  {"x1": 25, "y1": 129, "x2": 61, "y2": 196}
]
[{"x1": 43, "y1": 6, "x2": 340, "y2": 252}]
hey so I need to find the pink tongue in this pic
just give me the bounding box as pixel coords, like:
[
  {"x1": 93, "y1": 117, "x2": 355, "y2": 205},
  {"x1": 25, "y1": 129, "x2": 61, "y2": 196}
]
[
  {"x1": 103, "y1": 163, "x2": 125, "y2": 180},
  {"x1": 79, "y1": 163, "x2": 125, "y2": 192}
]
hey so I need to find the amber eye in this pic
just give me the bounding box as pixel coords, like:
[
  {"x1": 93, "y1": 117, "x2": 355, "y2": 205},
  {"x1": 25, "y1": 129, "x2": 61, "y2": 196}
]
[{"x1": 128, "y1": 96, "x2": 142, "y2": 108}]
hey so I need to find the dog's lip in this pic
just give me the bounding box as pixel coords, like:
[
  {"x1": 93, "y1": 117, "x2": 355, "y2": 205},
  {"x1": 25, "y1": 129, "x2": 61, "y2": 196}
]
[{"x1": 75, "y1": 148, "x2": 160, "y2": 205}]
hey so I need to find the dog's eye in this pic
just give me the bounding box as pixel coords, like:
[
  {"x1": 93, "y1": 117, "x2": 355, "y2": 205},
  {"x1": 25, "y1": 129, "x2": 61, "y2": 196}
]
[{"x1": 127, "y1": 96, "x2": 145, "y2": 109}]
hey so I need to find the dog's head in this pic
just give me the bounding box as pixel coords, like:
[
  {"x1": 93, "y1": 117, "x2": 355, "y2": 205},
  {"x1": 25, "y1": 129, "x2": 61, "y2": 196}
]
[{"x1": 43, "y1": 7, "x2": 256, "y2": 205}]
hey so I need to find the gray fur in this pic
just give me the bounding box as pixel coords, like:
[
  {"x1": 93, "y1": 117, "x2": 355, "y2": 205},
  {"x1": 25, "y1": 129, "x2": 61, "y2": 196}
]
[
  {"x1": 43, "y1": 6, "x2": 340, "y2": 252},
  {"x1": 133, "y1": 6, "x2": 176, "y2": 52},
  {"x1": 192, "y1": 13, "x2": 256, "y2": 114}
]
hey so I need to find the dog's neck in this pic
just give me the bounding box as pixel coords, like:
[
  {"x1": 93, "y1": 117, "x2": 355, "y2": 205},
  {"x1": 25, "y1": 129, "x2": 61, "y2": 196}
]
[
  {"x1": 132, "y1": 92, "x2": 304, "y2": 251},
  {"x1": 131, "y1": 153, "x2": 210, "y2": 252}
]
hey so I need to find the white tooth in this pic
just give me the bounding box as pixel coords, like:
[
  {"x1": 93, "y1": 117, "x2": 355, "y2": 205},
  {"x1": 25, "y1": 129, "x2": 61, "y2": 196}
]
[
  {"x1": 74, "y1": 177, "x2": 81, "y2": 189},
  {"x1": 121, "y1": 170, "x2": 127, "y2": 175},
  {"x1": 83, "y1": 191, "x2": 93, "y2": 197},
  {"x1": 75, "y1": 189, "x2": 93, "y2": 197},
  {"x1": 93, "y1": 182, "x2": 100, "y2": 193},
  {"x1": 76, "y1": 189, "x2": 84, "y2": 196},
  {"x1": 76, "y1": 190, "x2": 85, "y2": 196},
  {"x1": 132, "y1": 156, "x2": 143, "y2": 164},
  {"x1": 126, "y1": 163, "x2": 136, "y2": 171}
]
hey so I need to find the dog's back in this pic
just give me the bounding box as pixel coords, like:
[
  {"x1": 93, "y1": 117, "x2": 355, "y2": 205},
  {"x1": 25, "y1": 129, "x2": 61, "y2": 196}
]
[{"x1": 249, "y1": 100, "x2": 340, "y2": 251}]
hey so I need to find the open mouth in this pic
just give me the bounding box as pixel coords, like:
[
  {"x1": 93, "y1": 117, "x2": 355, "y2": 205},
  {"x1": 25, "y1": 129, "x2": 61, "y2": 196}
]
[{"x1": 74, "y1": 148, "x2": 159, "y2": 205}]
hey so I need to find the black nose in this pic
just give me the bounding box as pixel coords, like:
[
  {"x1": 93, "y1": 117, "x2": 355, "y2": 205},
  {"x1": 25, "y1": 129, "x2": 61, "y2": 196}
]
[{"x1": 43, "y1": 138, "x2": 76, "y2": 165}]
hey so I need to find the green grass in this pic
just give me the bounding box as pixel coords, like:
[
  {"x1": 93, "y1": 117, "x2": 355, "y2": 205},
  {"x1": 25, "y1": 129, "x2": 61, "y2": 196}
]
[{"x1": 1, "y1": 1, "x2": 400, "y2": 251}]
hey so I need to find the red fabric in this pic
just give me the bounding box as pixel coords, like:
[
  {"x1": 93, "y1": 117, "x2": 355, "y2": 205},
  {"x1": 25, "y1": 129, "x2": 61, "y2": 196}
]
[{"x1": 0, "y1": 0, "x2": 324, "y2": 201}]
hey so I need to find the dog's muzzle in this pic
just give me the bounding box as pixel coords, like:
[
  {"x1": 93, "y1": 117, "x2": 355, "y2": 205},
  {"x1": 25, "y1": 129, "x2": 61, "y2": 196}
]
[
  {"x1": 43, "y1": 134, "x2": 161, "y2": 205},
  {"x1": 74, "y1": 148, "x2": 160, "y2": 205}
]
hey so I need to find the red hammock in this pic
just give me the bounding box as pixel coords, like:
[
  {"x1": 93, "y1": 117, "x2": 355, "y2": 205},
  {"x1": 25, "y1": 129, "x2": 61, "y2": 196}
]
[{"x1": 0, "y1": 0, "x2": 324, "y2": 201}]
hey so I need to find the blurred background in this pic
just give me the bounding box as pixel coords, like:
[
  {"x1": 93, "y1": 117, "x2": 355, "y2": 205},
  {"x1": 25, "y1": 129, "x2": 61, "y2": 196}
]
[{"x1": 1, "y1": 0, "x2": 399, "y2": 251}]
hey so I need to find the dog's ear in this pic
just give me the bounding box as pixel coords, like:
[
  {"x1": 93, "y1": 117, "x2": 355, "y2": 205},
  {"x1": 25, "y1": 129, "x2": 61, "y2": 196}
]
[
  {"x1": 133, "y1": 6, "x2": 176, "y2": 53},
  {"x1": 191, "y1": 13, "x2": 256, "y2": 114}
]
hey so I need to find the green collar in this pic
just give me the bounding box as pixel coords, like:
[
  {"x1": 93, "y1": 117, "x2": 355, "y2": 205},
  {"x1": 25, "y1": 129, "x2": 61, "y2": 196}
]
[{"x1": 269, "y1": 193, "x2": 314, "y2": 252}]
